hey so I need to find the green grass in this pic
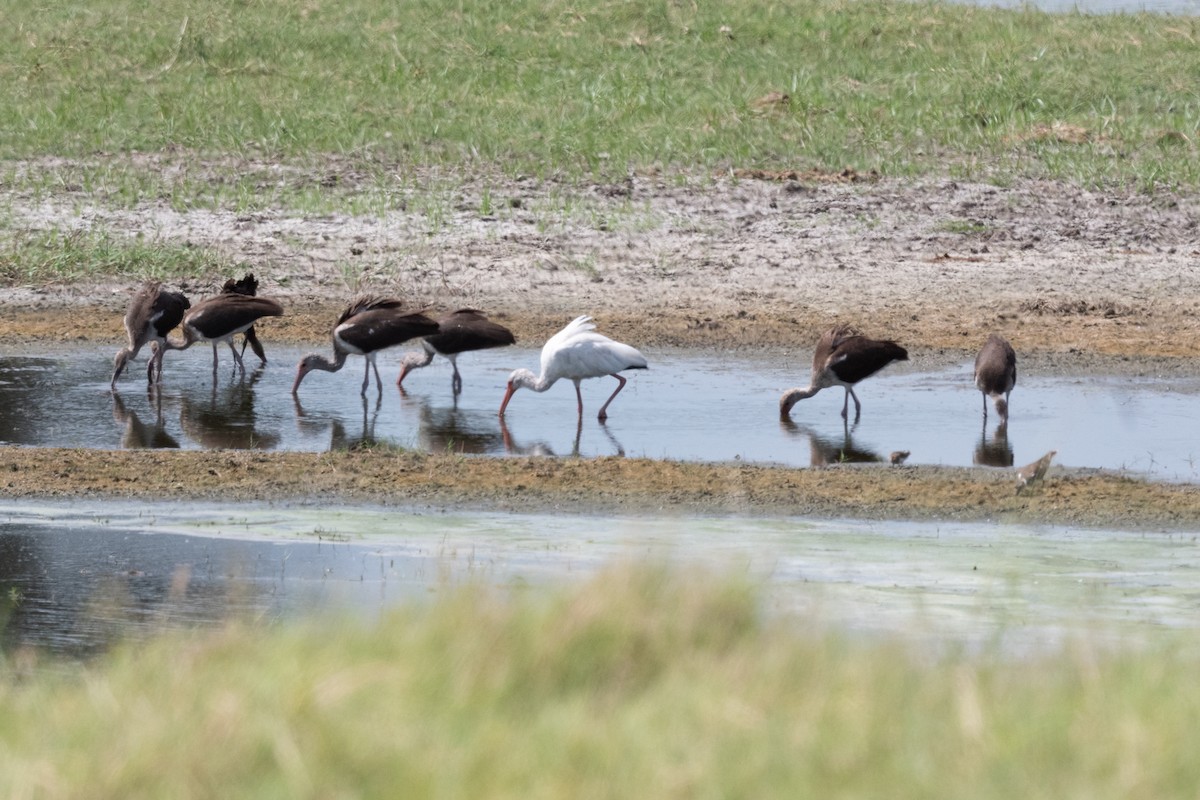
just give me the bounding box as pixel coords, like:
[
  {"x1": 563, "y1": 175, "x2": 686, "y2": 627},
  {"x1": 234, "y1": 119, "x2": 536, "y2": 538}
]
[
  {"x1": 1, "y1": 564, "x2": 1199, "y2": 798},
  {"x1": 2, "y1": 0, "x2": 1200, "y2": 189},
  {"x1": 0, "y1": 228, "x2": 240, "y2": 284}
]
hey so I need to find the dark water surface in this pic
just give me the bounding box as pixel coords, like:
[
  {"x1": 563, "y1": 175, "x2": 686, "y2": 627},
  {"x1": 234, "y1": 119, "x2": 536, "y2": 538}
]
[
  {"x1": 2, "y1": 345, "x2": 1199, "y2": 480},
  {"x1": 3, "y1": 501, "x2": 1199, "y2": 661}
]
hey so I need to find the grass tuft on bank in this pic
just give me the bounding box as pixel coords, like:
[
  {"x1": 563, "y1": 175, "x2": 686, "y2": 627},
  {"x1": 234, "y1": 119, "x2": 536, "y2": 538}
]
[
  {"x1": 0, "y1": 229, "x2": 240, "y2": 285},
  {"x1": 1, "y1": 564, "x2": 1199, "y2": 797}
]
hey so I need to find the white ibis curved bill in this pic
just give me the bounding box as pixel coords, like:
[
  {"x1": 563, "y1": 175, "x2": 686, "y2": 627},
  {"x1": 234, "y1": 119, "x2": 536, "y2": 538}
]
[
  {"x1": 397, "y1": 308, "x2": 516, "y2": 395},
  {"x1": 168, "y1": 292, "x2": 285, "y2": 377},
  {"x1": 780, "y1": 324, "x2": 908, "y2": 421},
  {"x1": 499, "y1": 315, "x2": 647, "y2": 422},
  {"x1": 292, "y1": 296, "x2": 441, "y2": 397},
  {"x1": 111, "y1": 281, "x2": 191, "y2": 389},
  {"x1": 974, "y1": 334, "x2": 1016, "y2": 423},
  {"x1": 221, "y1": 272, "x2": 268, "y2": 364}
]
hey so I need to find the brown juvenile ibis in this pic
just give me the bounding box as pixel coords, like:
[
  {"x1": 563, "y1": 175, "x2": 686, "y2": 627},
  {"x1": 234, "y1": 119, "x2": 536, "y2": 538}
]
[
  {"x1": 780, "y1": 324, "x2": 908, "y2": 421},
  {"x1": 499, "y1": 315, "x2": 648, "y2": 422},
  {"x1": 168, "y1": 292, "x2": 285, "y2": 377},
  {"x1": 974, "y1": 334, "x2": 1017, "y2": 423},
  {"x1": 221, "y1": 272, "x2": 268, "y2": 364},
  {"x1": 111, "y1": 281, "x2": 191, "y2": 389},
  {"x1": 397, "y1": 308, "x2": 516, "y2": 395},
  {"x1": 291, "y1": 296, "x2": 440, "y2": 397}
]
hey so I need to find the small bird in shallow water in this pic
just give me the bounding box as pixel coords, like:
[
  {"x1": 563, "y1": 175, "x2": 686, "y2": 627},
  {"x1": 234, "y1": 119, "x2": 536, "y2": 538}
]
[
  {"x1": 780, "y1": 324, "x2": 908, "y2": 421},
  {"x1": 974, "y1": 334, "x2": 1017, "y2": 423},
  {"x1": 1015, "y1": 450, "x2": 1056, "y2": 494}
]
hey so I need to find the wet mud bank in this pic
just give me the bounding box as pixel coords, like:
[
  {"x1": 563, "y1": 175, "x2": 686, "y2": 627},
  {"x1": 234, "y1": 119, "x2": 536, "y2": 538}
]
[{"x1": 2, "y1": 447, "x2": 1198, "y2": 530}]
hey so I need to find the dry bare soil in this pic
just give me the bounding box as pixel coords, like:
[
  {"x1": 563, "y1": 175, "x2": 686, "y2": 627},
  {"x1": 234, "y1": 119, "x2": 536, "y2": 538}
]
[{"x1": 3, "y1": 164, "x2": 1200, "y2": 527}]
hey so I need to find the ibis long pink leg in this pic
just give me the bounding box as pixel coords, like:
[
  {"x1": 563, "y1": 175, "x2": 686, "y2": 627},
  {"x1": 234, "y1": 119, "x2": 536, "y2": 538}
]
[{"x1": 597, "y1": 373, "x2": 628, "y2": 422}]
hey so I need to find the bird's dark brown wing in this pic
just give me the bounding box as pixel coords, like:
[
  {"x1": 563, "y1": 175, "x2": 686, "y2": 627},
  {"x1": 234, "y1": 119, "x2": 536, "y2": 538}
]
[
  {"x1": 186, "y1": 295, "x2": 284, "y2": 338},
  {"x1": 337, "y1": 295, "x2": 406, "y2": 326},
  {"x1": 974, "y1": 335, "x2": 1017, "y2": 393},
  {"x1": 337, "y1": 311, "x2": 441, "y2": 352},
  {"x1": 427, "y1": 309, "x2": 516, "y2": 355},
  {"x1": 827, "y1": 337, "x2": 908, "y2": 384},
  {"x1": 150, "y1": 289, "x2": 191, "y2": 337}
]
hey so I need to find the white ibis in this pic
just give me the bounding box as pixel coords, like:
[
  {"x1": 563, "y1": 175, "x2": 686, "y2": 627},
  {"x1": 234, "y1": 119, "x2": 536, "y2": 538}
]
[
  {"x1": 499, "y1": 315, "x2": 648, "y2": 422},
  {"x1": 780, "y1": 324, "x2": 908, "y2": 421},
  {"x1": 111, "y1": 281, "x2": 191, "y2": 389},
  {"x1": 974, "y1": 334, "x2": 1017, "y2": 423},
  {"x1": 168, "y1": 292, "x2": 285, "y2": 377},
  {"x1": 1015, "y1": 449, "x2": 1056, "y2": 494},
  {"x1": 221, "y1": 272, "x2": 268, "y2": 364},
  {"x1": 397, "y1": 308, "x2": 516, "y2": 395},
  {"x1": 292, "y1": 296, "x2": 440, "y2": 397}
]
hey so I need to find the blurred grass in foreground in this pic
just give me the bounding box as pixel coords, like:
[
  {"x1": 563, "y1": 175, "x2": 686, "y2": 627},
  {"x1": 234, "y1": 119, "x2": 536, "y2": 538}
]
[{"x1": 0, "y1": 564, "x2": 1197, "y2": 798}]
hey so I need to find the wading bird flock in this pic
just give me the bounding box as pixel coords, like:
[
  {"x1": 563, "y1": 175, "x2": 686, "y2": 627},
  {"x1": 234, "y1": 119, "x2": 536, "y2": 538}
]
[{"x1": 111, "y1": 276, "x2": 1049, "y2": 483}]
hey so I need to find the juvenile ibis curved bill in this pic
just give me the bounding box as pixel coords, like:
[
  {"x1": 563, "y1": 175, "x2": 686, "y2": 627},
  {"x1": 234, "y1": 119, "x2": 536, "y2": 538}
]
[
  {"x1": 499, "y1": 315, "x2": 647, "y2": 422},
  {"x1": 397, "y1": 308, "x2": 516, "y2": 395},
  {"x1": 168, "y1": 292, "x2": 285, "y2": 377},
  {"x1": 974, "y1": 334, "x2": 1017, "y2": 423},
  {"x1": 292, "y1": 296, "x2": 440, "y2": 397},
  {"x1": 111, "y1": 281, "x2": 191, "y2": 389},
  {"x1": 780, "y1": 324, "x2": 908, "y2": 421}
]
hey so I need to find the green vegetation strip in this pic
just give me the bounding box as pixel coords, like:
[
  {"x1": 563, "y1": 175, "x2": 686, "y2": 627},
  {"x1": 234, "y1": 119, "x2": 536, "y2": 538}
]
[
  {"x1": 0, "y1": 230, "x2": 238, "y2": 284},
  {"x1": 2, "y1": 0, "x2": 1199, "y2": 187},
  {"x1": 2, "y1": 565, "x2": 1199, "y2": 797}
]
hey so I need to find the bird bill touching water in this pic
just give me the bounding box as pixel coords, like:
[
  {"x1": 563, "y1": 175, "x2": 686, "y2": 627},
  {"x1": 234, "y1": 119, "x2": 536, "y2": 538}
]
[{"x1": 499, "y1": 315, "x2": 647, "y2": 422}]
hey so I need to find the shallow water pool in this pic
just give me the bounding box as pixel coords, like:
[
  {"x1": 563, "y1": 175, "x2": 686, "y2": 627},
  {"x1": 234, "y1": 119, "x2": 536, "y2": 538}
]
[
  {"x1": 2, "y1": 500, "x2": 1198, "y2": 659},
  {"x1": 2, "y1": 344, "x2": 1199, "y2": 480}
]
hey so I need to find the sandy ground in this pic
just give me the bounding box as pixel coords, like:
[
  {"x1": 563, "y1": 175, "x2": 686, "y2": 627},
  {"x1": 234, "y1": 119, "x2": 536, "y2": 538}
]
[{"x1": 2, "y1": 163, "x2": 1200, "y2": 526}]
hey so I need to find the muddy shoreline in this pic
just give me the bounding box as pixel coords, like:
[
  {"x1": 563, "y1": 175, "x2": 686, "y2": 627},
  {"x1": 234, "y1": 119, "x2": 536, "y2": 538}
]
[
  {"x1": 2, "y1": 448, "x2": 1198, "y2": 531},
  {"x1": 2, "y1": 170, "x2": 1200, "y2": 526}
]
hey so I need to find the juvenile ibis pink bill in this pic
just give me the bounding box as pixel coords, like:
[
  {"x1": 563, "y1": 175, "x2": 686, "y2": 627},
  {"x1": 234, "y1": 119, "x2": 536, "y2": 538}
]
[{"x1": 499, "y1": 315, "x2": 647, "y2": 422}]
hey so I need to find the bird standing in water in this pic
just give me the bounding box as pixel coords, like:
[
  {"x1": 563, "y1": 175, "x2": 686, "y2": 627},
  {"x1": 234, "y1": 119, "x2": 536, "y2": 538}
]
[
  {"x1": 499, "y1": 315, "x2": 647, "y2": 422},
  {"x1": 292, "y1": 296, "x2": 440, "y2": 397},
  {"x1": 780, "y1": 325, "x2": 908, "y2": 421},
  {"x1": 221, "y1": 272, "x2": 269, "y2": 365},
  {"x1": 397, "y1": 308, "x2": 515, "y2": 395},
  {"x1": 974, "y1": 334, "x2": 1017, "y2": 423},
  {"x1": 111, "y1": 281, "x2": 191, "y2": 389},
  {"x1": 170, "y1": 292, "x2": 285, "y2": 378}
]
